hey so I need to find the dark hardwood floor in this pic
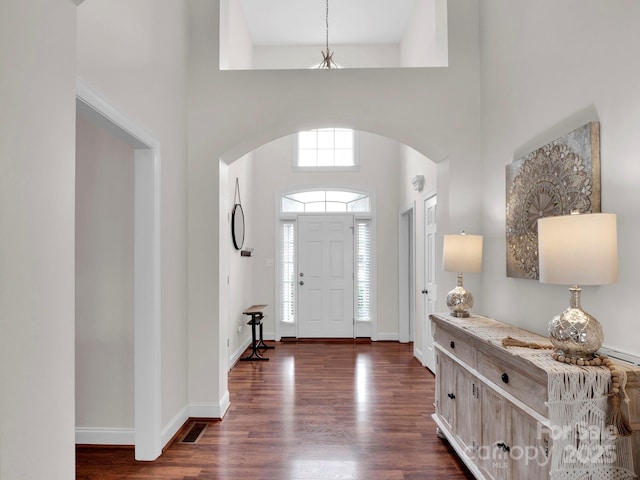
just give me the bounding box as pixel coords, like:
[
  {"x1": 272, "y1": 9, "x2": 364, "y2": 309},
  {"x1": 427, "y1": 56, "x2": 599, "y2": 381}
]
[{"x1": 76, "y1": 341, "x2": 473, "y2": 479}]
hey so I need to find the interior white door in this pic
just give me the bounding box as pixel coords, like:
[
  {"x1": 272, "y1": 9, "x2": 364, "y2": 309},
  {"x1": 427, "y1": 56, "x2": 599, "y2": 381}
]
[
  {"x1": 423, "y1": 194, "x2": 437, "y2": 372},
  {"x1": 298, "y1": 215, "x2": 354, "y2": 338}
]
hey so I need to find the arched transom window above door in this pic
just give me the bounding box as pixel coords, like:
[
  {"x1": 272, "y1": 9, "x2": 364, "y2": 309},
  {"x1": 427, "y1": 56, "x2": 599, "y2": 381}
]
[{"x1": 281, "y1": 190, "x2": 370, "y2": 213}]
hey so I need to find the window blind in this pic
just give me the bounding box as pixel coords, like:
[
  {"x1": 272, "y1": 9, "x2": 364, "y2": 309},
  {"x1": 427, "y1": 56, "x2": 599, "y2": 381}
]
[
  {"x1": 355, "y1": 220, "x2": 372, "y2": 322},
  {"x1": 281, "y1": 221, "x2": 296, "y2": 323}
]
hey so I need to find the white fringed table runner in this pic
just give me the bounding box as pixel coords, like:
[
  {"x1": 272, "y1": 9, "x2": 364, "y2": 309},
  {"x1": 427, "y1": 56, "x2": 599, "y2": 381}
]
[
  {"x1": 544, "y1": 361, "x2": 635, "y2": 479},
  {"x1": 457, "y1": 316, "x2": 636, "y2": 479}
]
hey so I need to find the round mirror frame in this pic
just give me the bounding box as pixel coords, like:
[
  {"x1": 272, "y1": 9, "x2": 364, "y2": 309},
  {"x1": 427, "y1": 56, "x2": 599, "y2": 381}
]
[{"x1": 231, "y1": 203, "x2": 245, "y2": 250}]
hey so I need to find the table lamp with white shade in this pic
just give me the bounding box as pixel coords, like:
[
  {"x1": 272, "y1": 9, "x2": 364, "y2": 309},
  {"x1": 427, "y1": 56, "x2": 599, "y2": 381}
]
[
  {"x1": 443, "y1": 233, "x2": 483, "y2": 318},
  {"x1": 537, "y1": 212, "x2": 618, "y2": 361}
]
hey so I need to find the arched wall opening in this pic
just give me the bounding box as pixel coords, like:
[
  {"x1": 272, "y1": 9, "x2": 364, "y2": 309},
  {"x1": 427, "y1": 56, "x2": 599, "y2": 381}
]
[
  {"x1": 220, "y1": 122, "x2": 450, "y2": 168},
  {"x1": 187, "y1": 0, "x2": 484, "y2": 434},
  {"x1": 219, "y1": 123, "x2": 443, "y2": 371}
]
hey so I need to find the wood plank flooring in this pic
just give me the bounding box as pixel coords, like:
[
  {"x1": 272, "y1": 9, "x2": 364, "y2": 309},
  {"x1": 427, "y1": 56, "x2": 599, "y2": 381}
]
[{"x1": 76, "y1": 341, "x2": 473, "y2": 479}]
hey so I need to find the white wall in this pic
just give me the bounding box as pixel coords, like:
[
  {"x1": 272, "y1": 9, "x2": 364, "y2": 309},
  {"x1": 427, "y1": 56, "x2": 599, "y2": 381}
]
[
  {"x1": 398, "y1": 146, "x2": 438, "y2": 355},
  {"x1": 0, "y1": 0, "x2": 77, "y2": 478},
  {"x1": 248, "y1": 131, "x2": 401, "y2": 340},
  {"x1": 226, "y1": 154, "x2": 255, "y2": 363},
  {"x1": 401, "y1": 0, "x2": 448, "y2": 67},
  {"x1": 219, "y1": 0, "x2": 253, "y2": 70},
  {"x1": 397, "y1": 0, "x2": 450, "y2": 358},
  {"x1": 188, "y1": 3, "x2": 228, "y2": 417},
  {"x1": 77, "y1": 0, "x2": 190, "y2": 429},
  {"x1": 218, "y1": 0, "x2": 256, "y2": 362},
  {"x1": 75, "y1": 113, "x2": 135, "y2": 429},
  {"x1": 479, "y1": 0, "x2": 640, "y2": 356}
]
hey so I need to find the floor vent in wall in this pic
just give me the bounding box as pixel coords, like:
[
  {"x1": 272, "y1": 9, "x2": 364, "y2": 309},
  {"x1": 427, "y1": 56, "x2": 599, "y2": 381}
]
[{"x1": 181, "y1": 422, "x2": 208, "y2": 444}]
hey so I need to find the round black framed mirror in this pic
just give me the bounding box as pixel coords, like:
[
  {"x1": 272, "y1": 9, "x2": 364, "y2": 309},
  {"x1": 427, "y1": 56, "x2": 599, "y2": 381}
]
[{"x1": 231, "y1": 203, "x2": 245, "y2": 250}]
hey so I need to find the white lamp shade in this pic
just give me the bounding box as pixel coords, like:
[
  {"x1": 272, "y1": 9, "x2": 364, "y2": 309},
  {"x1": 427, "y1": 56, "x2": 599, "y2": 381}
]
[
  {"x1": 538, "y1": 213, "x2": 618, "y2": 285},
  {"x1": 443, "y1": 234, "x2": 483, "y2": 273}
]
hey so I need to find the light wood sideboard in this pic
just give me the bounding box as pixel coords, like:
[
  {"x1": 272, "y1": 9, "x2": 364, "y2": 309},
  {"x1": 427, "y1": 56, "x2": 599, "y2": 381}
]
[{"x1": 430, "y1": 313, "x2": 640, "y2": 480}]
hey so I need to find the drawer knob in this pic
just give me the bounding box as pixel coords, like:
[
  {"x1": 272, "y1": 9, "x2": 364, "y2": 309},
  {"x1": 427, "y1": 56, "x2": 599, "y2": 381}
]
[
  {"x1": 501, "y1": 373, "x2": 509, "y2": 384},
  {"x1": 447, "y1": 393, "x2": 456, "y2": 400},
  {"x1": 450, "y1": 341, "x2": 455, "y2": 349},
  {"x1": 496, "y1": 442, "x2": 510, "y2": 453}
]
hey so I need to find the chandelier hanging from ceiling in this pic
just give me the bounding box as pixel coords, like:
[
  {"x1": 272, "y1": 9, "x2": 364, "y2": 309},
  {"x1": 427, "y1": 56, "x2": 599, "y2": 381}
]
[{"x1": 318, "y1": 0, "x2": 337, "y2": 69}]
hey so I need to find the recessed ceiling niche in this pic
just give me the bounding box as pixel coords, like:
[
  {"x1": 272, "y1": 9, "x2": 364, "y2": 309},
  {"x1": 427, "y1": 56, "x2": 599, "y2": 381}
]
[{"x1": 220, "y1": 0, "x2": 449, "y2": 70}]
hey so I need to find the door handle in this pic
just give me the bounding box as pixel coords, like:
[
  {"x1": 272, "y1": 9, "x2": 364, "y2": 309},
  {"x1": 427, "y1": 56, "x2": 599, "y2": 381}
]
[{"x1": 299, "y1": 281, "x2": 304, "y2": 286}]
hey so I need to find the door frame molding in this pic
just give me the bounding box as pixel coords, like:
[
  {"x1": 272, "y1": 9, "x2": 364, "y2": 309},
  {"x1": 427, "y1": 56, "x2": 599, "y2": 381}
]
[
  {"x1": 76, "y1": 78, "x2": 162, "y2": 461},
  {"x1": 274, "y1": 187, "x2": 376, "y2": 341},
  {"x1": 422, "y1": 189, "x2": 437, "y2": 372},
  {"x1": 398, "y1": 202, "x2": 416, "y2": 343}
]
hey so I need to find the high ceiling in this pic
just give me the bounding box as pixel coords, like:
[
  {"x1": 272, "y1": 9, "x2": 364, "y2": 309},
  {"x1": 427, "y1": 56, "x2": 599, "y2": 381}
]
[{"x1": 239, "y1": 0, "x2": 418, "y2": 46}]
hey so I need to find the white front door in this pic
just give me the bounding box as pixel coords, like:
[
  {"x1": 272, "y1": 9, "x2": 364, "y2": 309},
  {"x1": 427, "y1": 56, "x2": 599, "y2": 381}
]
[
  {"x1": 423, "y1": 194, "x2": 437, "y2": 372},
  {"x1": 298, "y1": 215, "x2": 354, "y2": 338}
]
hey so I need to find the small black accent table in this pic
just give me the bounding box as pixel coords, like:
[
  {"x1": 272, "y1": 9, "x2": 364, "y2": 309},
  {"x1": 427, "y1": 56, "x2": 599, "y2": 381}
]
[{"x1": 240, "y1": 304, "x2": 274, "y2": 361}]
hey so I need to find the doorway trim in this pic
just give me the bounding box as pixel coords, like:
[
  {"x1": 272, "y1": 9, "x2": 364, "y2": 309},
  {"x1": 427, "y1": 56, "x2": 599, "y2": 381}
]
[
  {"x1": 422, "y1": 190, "x2": 437, "y2": 372},
  {"x1": 76, "y1": 78, "x2": 162, "y2": 461},
  {"x1": 398, "y1": 202, "x2": 416, "y2": 343},
  {"x1": 275, "y1": 187, "x2": 376, "y2": 341}
]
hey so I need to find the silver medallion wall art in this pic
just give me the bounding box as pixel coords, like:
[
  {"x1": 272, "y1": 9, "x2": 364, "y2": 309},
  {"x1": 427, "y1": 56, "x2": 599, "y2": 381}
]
[{"x1": 505, "y1": 122, "x2": 601, "y2": 279}]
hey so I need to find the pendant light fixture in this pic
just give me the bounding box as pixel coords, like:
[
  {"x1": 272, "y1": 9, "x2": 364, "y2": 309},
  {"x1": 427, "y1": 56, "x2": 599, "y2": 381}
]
[{"x1": 318, "y1": 0, "x2": 337, "y2": 69}]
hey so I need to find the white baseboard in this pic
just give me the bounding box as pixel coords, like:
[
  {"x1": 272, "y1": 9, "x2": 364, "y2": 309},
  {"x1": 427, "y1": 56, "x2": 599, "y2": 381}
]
[
  {"x1": 414, "y1": 345, "x2": 424, "y2": 362},
  {"x1": 599, "y1": 345, "x2": 640, "y2": 366},
  {"x1": 77, "y1": 394, "x2": 231, "y2": 446},
  {"x1": 229, "y1": 337, "x2": 252, "y2": 369},
  {"x1": 75, "y1": 427, "x2": 135, "y2": 445},
  {"x1": 377, "y1": 332, "x2": 400, "y2": 341},
  {"x1": 161, "y1": 404, "x2": 190, "y2": 447},
  {"x1": 263, "y1": 331, "x2": 275, "y2": 340},
  {"x1": 219, "y1": 391, "x2": 231, "y2": 418},
  {"x1": 189, "y1": 391, "x2": 230, "y2": 419}
]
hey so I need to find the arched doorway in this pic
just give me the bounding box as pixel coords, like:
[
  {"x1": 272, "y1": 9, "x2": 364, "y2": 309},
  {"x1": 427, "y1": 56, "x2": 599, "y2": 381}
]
[{"x1": 222, "y1": 128, "x2": 439, "y2": 359}]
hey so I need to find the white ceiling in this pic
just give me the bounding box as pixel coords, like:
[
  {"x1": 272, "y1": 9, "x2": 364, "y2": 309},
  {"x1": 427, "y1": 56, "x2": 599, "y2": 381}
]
[{"x1": 239, "y1": 0, "x2": 418, "y2": 46}]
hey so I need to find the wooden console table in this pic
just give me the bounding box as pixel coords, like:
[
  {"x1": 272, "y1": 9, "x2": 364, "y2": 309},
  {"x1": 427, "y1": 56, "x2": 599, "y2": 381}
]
[
  {"x1": 240, "y1": 304, "x2": 274, "y2": 361},
  {"x1": 430, "y1": 312, "x2": 640, "y2": 480}
]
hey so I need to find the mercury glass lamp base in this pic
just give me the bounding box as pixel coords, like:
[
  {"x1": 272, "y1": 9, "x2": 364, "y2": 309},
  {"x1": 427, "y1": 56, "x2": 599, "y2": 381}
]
[
  {"x1": 447, "y1": 285, "x2": 473, "y2": 318},
  {"x1": 548, "y1": 287, "x2": 603, "y2": 361}
]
